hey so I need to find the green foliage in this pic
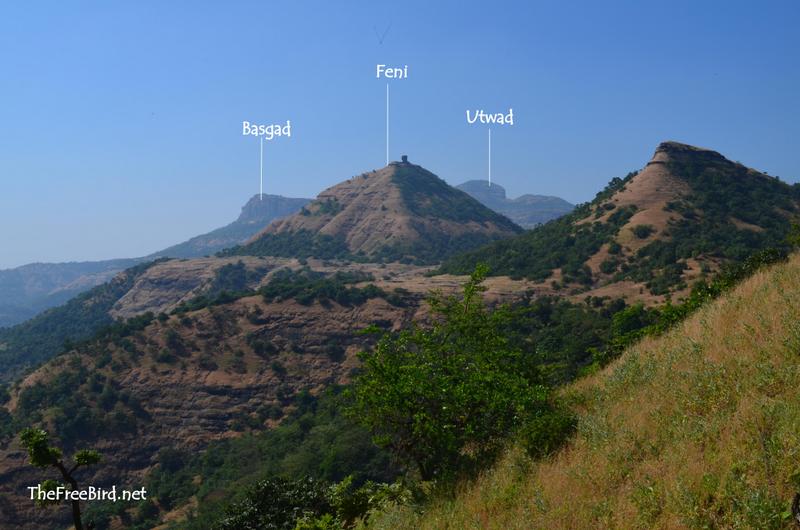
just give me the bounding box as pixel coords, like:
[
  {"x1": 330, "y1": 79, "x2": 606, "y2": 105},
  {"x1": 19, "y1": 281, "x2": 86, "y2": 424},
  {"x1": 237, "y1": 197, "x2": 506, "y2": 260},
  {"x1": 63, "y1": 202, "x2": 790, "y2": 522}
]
[
  {"x1": 599, "y1": 258, "x2": 618, "y2": 274},
  {"x1": 173, "y1": 261, "x2": 263, "y2": 314},
  {"x1": 620, "y1": 156, "x2": 798, "y2": 293},
  {"x1": 588, "y1": 248, "x2": 788, "y2": 369},
  {"x1": 632, "y1": 224, "x2": 655, "y2": 239},
  {"x1": 221, "y1": 229, "x2": 354, "y2": 260},
  {"x1": 370, "y1": 230, "x2": 514, "y2": 266},
  {"x1": 9, "y1": 360, "x2": 146, "y2": 447},
  {"x1": 260, "y1": 268, "x2": 398, "y2": 307},
  {"x1": 350, "y1": 265, "x2": 549, "y2": 480},
  {"x1": 438, "y1": 184, "x2": 637, "y2": 282},
  {"x1": 207, "y1": 474, "x2": 415, "y2": 530},
  {"x1": 314, "y1": 198, "x2": 343, "y2": 216},
  {"x1": 440, "y1": 154, "x2": 798, "y2": 296},
  {"x1": 176, "y1": 266, "x2": 410, "y2": 315},
  {"x1": 0, "y1": 259, "x2": 166, "y2": 381},
  {"x1": 501, "y1": 295, "x2": 627, "y2": 384},
  {"x1": 73, "y1": 448, "x2": 101, "y2": 466},
  {"x1": 519, "y1": 404, "x2": 577, "y2": 459},
  {"x1": 208, "y1": 261, "x2": 261, "y2": 295},
  {"x1": 142, "y1": 388, "x2": 399, "y2": 529},
  {"x1": 20, "y1": 427, "x2": 62, "y2": 467},
  {"x1": 213, "y1": 476, "x2": 331, "y2": 530},
  {"x1": 19, "y1": 428, "x2": 102, "y2": 529}
]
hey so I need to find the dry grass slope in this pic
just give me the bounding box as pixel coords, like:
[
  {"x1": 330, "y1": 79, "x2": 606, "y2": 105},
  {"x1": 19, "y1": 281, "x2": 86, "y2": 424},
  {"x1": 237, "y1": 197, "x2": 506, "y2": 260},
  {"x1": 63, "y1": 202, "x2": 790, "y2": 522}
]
[{"x1": 369, "y1": 254, "x2": 800, "y2": 529}]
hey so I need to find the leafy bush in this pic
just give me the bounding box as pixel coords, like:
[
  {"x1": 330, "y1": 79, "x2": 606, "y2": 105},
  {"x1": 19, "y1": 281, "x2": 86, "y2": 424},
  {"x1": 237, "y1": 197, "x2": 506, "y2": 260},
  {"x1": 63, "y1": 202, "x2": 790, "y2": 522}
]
[
  {"x1": 632, "y1": 224, "x2": 655, "y2": 239},
  {"x1": 600, "y1": 258, "x2": 618, "y2": 274},
  {"x1": 147, "y1": 388, "x2": 400, "y2": 528},
  {"x1": 519, "y1": 405, "x2": 578, "y2": 459},
  {"x1": 260, "y1": 268, "x2": 390, "y2": 307},
  {"x1": 213, "y1": 477, "x2": 331, "y2": 530},
  {"x1": 350, "y1": 265, "x2": 549, "y2": 480}
]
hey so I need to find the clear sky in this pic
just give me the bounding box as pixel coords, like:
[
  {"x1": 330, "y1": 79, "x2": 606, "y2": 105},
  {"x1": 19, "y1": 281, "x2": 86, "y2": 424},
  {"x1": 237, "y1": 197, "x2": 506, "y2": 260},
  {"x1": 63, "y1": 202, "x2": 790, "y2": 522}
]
[{"x1": 1, "y1": 0, "x2": 798, "y2": 268}]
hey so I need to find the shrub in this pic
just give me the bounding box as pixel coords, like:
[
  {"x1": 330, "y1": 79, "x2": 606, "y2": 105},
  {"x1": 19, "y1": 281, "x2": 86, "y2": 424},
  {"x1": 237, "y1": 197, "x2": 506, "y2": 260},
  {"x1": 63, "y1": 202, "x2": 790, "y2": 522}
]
[
  {"x1": 350, "y1": 265, "x2": 549, "y2": 480},
  {"x1": 324, "y1": 343, "x2": 346, "y2": 362},
  {"x1": 632, "y1": 224, "x2": 655, "y2": 239},
  {"x1": 271, "y1": 360, "x2": 287, "y2": 376},
  {"x1": 197, "y1": 355, "x2": 218, "y2": 371},
  {"x1": 600, "y1": 259, "x2": 618, "y2": 274},
  {"x1": 519, "y1": 405, "x2": 577, "y2": 459},
  {"x1": 155, "y1": 350, "x2": 177, "y2": 364}
]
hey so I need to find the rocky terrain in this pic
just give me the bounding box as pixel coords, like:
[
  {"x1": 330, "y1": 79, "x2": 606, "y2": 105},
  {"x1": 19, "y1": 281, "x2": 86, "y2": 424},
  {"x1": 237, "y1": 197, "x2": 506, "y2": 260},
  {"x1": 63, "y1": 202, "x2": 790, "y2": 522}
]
[
  {"x1": 0, "y1": 194, "x2": 310, "y2": 328},
  {"x1": 441, "y1": 142, "x2": 800, "y2": 303},
  {"x1": 456, "y1": 180, "x2": 574, "y2": 227},
  {"x1": 0, "y1": 291, "x2": 412, "y2": 528},
  {"x1": 233, "y1": 158, "x2": 523, "y2": 263},
  {"x1": 0, "y1": 254, "x2": 554, "y2": 528},
  {"x1": 154, "y1": 194, "x2": 311, "y2": 259},
  {"x1": 3, "y1": 143, "x2": 794, "y2": 528}
]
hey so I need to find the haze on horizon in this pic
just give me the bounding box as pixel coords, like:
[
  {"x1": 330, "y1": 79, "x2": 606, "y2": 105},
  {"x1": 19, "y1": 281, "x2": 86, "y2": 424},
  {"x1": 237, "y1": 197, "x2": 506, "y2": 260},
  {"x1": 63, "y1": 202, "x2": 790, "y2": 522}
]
[{"x1": 0, "y1": 0, "x2": 798, "y2": 269}]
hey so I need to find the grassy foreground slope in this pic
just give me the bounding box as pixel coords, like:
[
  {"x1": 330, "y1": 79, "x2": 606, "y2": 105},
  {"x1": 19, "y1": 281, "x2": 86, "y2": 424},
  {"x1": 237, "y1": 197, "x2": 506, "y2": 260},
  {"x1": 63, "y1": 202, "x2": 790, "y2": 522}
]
[{"x1": 372, "y1": 254, "x2": 800, "y2": 529}]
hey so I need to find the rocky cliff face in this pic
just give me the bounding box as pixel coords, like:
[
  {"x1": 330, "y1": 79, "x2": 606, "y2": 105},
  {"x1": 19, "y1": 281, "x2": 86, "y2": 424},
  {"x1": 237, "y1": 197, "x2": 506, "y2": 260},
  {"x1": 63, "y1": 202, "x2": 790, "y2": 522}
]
[
  {"x1": 456, "y1": 180, "x2": 574, "y2": 228},
  {"x1": 150, "y1": 194, "x2": 311, "y2": 259},
  {"x1": 236, "y1": 194, "x2": 312, "y2": 225}
]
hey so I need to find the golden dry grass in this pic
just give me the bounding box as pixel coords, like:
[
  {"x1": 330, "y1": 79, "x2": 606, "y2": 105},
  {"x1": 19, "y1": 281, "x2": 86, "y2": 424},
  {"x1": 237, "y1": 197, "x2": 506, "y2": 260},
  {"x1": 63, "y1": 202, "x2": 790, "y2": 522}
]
[{"x1": 368, "y1": 254, "x2": 800, "y2": 529}]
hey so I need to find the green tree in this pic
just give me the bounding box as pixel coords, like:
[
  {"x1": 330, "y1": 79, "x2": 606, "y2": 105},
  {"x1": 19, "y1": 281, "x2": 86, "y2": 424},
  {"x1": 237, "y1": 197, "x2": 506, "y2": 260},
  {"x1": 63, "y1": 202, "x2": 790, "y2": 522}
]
[
  {"x1": 19, "y1": 428, "x2": 101, "y2": 530},
  {"x1": 349, "y1": 265, "x2": 548, "y2": 480},
  {"x1": 212, "y1": 477, "x2": 331, "y2": 530}
]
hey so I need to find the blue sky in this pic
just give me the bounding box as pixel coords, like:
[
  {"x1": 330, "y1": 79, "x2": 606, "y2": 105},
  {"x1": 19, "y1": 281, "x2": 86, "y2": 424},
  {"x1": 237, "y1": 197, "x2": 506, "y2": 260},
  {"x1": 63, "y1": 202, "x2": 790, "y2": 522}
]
[{"x1": 1, "y1": 0, "x2": 798, "y2": 268}]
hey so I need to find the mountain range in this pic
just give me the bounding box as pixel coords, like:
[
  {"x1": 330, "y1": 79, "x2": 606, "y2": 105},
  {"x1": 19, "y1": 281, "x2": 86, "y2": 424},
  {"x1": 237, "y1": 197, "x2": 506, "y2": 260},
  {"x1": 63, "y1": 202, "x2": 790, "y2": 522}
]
[
  {"x1": 1, "y1": 143, "x2": 796, "y2": 528},
  {"x1": 226, "y1": 158, "x2": 523, "y2": 264},
  {"x1": 455, "y1": 180, "x2": 574, "y2": 227},
  {"x1": 0, "y1": 177, "x2": 573, "y2": 329},
  {"x1": 0, "y1": 194, "x2": 311, "y2": 328},
  {"x1": 441, "y1": 141, "x2": 800, "y2": 303}
]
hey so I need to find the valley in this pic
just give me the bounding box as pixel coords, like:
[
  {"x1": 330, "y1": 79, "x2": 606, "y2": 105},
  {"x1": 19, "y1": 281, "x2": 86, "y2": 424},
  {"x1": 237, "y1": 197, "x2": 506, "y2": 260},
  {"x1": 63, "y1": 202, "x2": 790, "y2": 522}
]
[
  {"x1": 3, "y1": 5, "x2": 798, "y2": 529},
  {"x1": 2, "y1": 141, "x2": 798, "y2": 528}
]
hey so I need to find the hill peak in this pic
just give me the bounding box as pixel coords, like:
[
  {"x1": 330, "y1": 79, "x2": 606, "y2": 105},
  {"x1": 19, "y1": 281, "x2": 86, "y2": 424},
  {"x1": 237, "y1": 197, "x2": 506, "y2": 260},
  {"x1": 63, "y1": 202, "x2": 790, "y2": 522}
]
[
  {"x1": 649, "y1": 141, "x2": 729, "y2": 167},
  {"x1": 227, "y1": 161, "x2": 522, "y2": 264},
  {"x1": 237, "y1": 193, "x2": 311, "y2": 224},
  {"x1": 440, "y1": 142, "x2": 799, "y2": 302}
]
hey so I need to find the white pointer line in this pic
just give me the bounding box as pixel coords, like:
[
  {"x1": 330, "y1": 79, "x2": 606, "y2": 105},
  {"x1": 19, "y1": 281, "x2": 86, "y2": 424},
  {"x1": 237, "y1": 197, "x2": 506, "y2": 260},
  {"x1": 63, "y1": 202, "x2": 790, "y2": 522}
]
[
  {"x1": 386, "y1": 83, "x2": 390, "y2": 166},
  {"x1": 488, "y1": 128, "x2": 492, "y2": 186},
  {"x1": 259, "y1": 136, "x2": 264, "y2": 200}
]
